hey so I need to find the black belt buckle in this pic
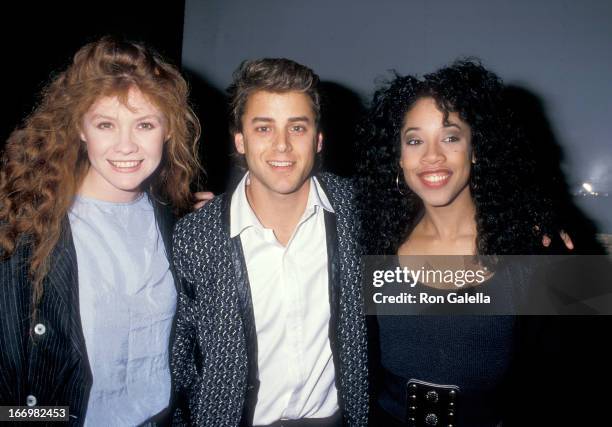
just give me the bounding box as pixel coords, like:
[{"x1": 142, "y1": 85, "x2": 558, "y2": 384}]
[{"x1": 405, "y1": 379, "x2": 459, "y2": 426}]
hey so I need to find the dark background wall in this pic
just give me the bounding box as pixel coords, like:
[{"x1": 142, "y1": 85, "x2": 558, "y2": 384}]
[
  {"x1": 182, "y1": 0, "x2": 612, "y2": 234},
  {"x1": 2, "y1": 1, "x2": 185, "y2": 150}
]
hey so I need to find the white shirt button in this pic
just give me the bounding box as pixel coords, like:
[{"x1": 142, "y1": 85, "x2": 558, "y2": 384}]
[
  {"x1": 26, "y1": 395, "x2": 37, "y2": 406},
  {"x1": 34, "y1": 323, "x2": 46, "y2": 335}
]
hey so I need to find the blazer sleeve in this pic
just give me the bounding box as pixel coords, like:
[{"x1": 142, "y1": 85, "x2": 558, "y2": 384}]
[{"x1": 0, "y1": 245, "x2": 31, "y2": 405}]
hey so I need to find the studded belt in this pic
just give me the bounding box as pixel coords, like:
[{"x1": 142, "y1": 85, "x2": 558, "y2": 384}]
[{"x1": 381, "y1": 369, "x2": 460, "y2": 427}]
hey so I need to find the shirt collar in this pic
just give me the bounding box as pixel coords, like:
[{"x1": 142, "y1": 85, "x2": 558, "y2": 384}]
[
  {"x1": 309, "y1": 175, "x2": 335, "y2": 214},
  {"x1": 229, "y1": 173, "x2": 335, "y2": 238}
]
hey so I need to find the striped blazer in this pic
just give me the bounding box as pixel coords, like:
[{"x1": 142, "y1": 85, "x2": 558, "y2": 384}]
[{"x1": 0, "y1": 198, "x2": 177, "y2": 426}]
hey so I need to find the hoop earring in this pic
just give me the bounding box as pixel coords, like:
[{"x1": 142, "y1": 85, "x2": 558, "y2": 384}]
[{"x1": 396, "y1": 170, "x2": 407, "y2": 196}]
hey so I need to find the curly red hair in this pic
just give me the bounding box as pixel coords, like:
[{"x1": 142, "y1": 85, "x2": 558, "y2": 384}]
[{"x1": 0, "y1": 36, "x2": 201, "y2": 307}]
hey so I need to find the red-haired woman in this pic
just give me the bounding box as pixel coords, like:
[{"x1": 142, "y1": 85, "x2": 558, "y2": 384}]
[{"x1": 0, "y1": 37, "x2": 208, "y2": 425}]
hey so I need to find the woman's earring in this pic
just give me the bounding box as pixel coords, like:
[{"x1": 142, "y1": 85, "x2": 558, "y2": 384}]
[{"x1": 396, "y1": 170, "x2": 407, "y2": 196}]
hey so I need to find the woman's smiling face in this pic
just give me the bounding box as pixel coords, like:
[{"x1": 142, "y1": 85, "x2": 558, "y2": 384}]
[
  {"x1": 400, "y1": 97, "x2": 473, "y2": 208},
  {"x1": 79, "y1": 87, "x2": 168, "y2": 202}
]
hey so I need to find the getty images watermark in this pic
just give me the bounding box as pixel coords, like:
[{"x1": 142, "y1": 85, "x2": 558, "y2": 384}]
[
  {"x1": 362, "y1": 255, "x2": 612, "y2": 315},
  {"x1": 372, "y1": 264, "x2": 490, "y2": 304}
]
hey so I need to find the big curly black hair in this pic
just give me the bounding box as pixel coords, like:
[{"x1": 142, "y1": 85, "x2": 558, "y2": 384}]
[{"x1": 355, "y1": 59, "x2": 556, "y2": 256}]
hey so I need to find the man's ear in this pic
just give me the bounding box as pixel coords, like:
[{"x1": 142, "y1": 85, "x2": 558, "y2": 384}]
[
  {"x1": 316, "y1": 132, "x2": 323, "y2": 153},
  {"x1": 234, "y1": 132, "x2": 246, "y2": 154}
]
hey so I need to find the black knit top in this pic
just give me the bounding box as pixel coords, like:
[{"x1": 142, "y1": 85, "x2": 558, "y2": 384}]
[{"x1": 374, "y1": 262, "x2": 523, "y2": 427}]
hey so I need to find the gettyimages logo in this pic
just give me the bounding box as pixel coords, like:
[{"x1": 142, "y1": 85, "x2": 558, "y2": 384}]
[{"x1": 362, "y1": 255, "x2": 612, "y2": 315}]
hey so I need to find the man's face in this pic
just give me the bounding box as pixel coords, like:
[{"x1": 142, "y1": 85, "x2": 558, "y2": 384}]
[{"x1": 234, "y1": 90, "x2": 322, "y2": 198}]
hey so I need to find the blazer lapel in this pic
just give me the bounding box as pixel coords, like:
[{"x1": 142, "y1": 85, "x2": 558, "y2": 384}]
[
  {"x1": 150, "y1": 195, "x2": 178, "y2": 289},
  {"x1": 324, "y1": 211, "x2": 342, "y2": 382},
  {"x1": 44, "y1": 219, "x2": 89, "y2": 369},
  {"x1": 317, "y1": 174, "x2": 345, "y2": 406},
  {"x1": 221, "y1": 193, "x2": 260, "y2": 426},
  {"x1": 317, "y1": 176, "x2": 342, "y2": 366}
]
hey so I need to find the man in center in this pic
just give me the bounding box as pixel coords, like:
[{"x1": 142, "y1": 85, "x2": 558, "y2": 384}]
[{"x1": 171, "y1": 58, "x2": 368, "y2": 426}]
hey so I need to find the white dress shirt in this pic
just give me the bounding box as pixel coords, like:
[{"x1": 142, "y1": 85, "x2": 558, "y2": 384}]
[{"x1": 230, "y1": 173, "x2": 339, "y2": 425}]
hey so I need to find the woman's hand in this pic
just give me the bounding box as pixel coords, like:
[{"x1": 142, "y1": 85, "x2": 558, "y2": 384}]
[
  {"x1": 193, "y1": 191, "x2": 214, "y2": 210},
  {"x1": 541, "y1": 229, "x2": 574, "y2": 250}
]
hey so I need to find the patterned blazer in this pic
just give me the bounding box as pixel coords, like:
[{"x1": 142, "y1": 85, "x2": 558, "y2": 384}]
[
  {"x1": 0, "y1": 198, "x2": 177, "y2": 426},
  {"x1": 171, "y1": 173, "x2": 369, "y2": 427}
]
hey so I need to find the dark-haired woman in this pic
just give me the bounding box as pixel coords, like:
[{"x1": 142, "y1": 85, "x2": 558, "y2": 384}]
[{"x1": 356, "y1": 60, "x2": 582, "y2": 426}]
